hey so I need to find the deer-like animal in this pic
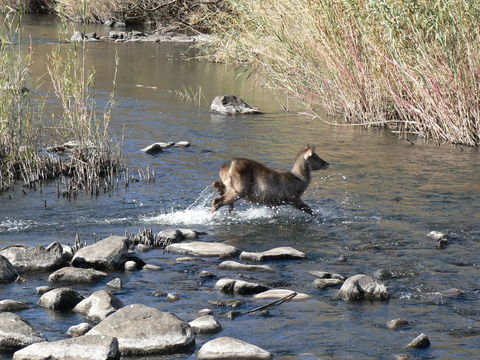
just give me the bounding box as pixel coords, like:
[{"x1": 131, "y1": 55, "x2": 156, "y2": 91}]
[{"x1": 211, "y1": 145, "x2": 328, "y2": 215}]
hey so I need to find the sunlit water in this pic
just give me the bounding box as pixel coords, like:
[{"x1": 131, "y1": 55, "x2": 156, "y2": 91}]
[{"x1": 0, "y1": 15, "x2": 479, "y2": 360}]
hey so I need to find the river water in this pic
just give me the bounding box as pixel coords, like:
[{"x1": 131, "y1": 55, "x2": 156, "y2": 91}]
[{"x1": 0, "y1": 15, "x2": 479, "y2": 360}]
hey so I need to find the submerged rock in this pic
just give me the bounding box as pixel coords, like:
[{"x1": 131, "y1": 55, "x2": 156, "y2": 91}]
[
  {"x1": 307, "y1": 270, "x2": 345, "y2": 280},
  {"x1": 0, "y1": 242, "x2": 66, "y2": 273},
  {"x1": 253, "y1": 289, "x2": 310, "y2": 300},
  {"x1": 337, "y1": 274, "x2": 389, "y2": 301},
  {"x1": 208, "y1": 299, "x2": 245, "y2": 308},
  {"x1": 405, "y1": 333, "x2": 430, "y2": 349},
  {"x1": 143, "y1": 264, "x2": 161, "y2": 271},
  {"x1": 74, "y1": 290, "x2": 124, "y2": 322},
  {"x1": 0, "y1": 300, "x2": 30, "y2": 312},
  {"x1": 140, "y1": 143, "x2": 164, "y2": 155},
  {"x1": 166, "y1": 293, "x2": 180, "y2": 302},
  {"x1": 210, "y1": 95, "x2": 261, "y2": 115},
  {"x1": 313, "y1": 278, "x2": 344, "y2": 289},
  {"x1": 387, "y1": 318, "x2": 410, "y2": 330},
  {"x1": 0, "y1": 255, "x2": 18, "y2": 283},
  {"x1": 12, "y1": 335, "x2": 120, "y2": 360},
  {"x1": 87, "y1": 304, "x2": 194, "y2": 355},
  {"x1": 215, "y1": 278, "x2": 269, "y2": 295},
  {"x1": 0, "y1": 312, "x2": 46, "y2": 350},
  {"x1": 38, "y1": 287, "x2": 85, "y2": 311},
  {"x1": 218, "y1": 261, "x2": 275, "y2": 273},
  {"x1": 71, "y1": 236, "x2": 129, "y2": 270},
  {"x1": 106, "y1": 278, "x2": 122, "y2": 289},
  {"x1": 48, "y1": 267, "x2": 108, "y2": 283},
  {"x1": 240, "y1": 247, "x2": 305, "y2": 261},
  {"x1": 67, "y1": 323, "x2": 92, "y2": 337},
  {"x1": 197, "y1": 337, "x2": 272, "y2": 360},
  {"x1": 189, "y1": 315, "x2": 222, "y2": 334},
  {"x1": 427, "y1": 231, "x2": 447, "y2": 241},
  {"x1": 166, "y1": 242, "x2": 240, "y2": 258}
]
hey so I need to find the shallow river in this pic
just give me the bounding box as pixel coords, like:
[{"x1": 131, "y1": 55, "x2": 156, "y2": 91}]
[{"x1": 0, "y1": 15, "x2": 479, "y2": 360}]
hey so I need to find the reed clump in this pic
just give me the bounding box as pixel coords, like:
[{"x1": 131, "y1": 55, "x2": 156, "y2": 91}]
[{"x1": 207, "y1": 0, "x2": 480, "y2": 146}]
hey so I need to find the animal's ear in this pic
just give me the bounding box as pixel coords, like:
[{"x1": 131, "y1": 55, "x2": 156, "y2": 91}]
[{"x1": 303, "y1": 146, "x2": 314, "y2": 160}]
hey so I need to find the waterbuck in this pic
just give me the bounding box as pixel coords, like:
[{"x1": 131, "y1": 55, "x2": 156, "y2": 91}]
[{"x1": 211, "y1": 145, "x2": 329, "y2": 215}]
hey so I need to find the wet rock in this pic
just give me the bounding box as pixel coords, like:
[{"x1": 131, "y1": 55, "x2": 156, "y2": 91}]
[
  {"x1": 61, "y1": 244, "x2": 74, "y2": 262},
  {"x1": 210, "y1": 95, "x2": 261, "y2": 115},
  {"x1": 208, "y1": 299, "x2": 245, "y2": 308},
  {"x1": 218, "y1": 261, "x2": 275, "y2": 273},
  {"x1": 337, "y1": 274, "x2": 389, "y2": 301},
  {"x1": 106, "y1": 278, "x2": 122, "y2": 289},
  {"x1": 124, "y1": 261, "x2": 137, "y2": 271},
  {"x1": 48, "y1": 267, "x2": 108, "y2": 283},
  {"x1": 313, "y1": 278, "x2": 344, "y2": 289},
  {"x1": 12, "y1": 335, "x2": 120, "y2": 360},
  {"x1": 67, "y1": 323, "x2": 92, "y2": 337},
  {"x1": 215, "y1": 278, "x2": 269, "y2": 295},
  {"x1": 240, "y1": 247, "x2": 305, "y2": 261},
  {"x1": 74, "y1": 290, "x2": 124, "y2": 322},
  {"x1": 36, "y1": 286, "x2": 53, "y2": 295},
  {"x1": 395, "y1": 355, "x2": 410, "y2": 360},
  {"x1": 0, "y1": 242, "x2": 66, "y2": 273},
  {"x1": 387, "y1": 318, "x2": 410, "y2": 330},
  {"x1": 167, "y1": 241, "x2": 240, "y2": 258},
  {"x1": 427, "y1": 230, "x2": 447, "y2": 241},
  {"x1": 143, "y1": 264, "x2": 161, "y2": 270},
  {"x1": 373, "y1": 269, "x2": 393, "y2": 280},
  {"x1": 189, "y1": 315, "x2": 222, "y2": 334},
  {"x1": 85, "y1": 32, "x2": 98, "y2": 39},
  {"x1": 156, "y1": 228, "x2": 184, "y2": 243},
  {"x1": 70, "y1": 31, "x2": 85, "y2": 42},
  {"x1": 109, "y1": 31, "x2": 127, "y2": 39},
  {"x1": 253, "y1": 289, "x2": 310, "y2": 300},
  {"x1": 436, "y1": 238, "x2": 449, "y2": 249},
  {"x1": 198, "y1": 308, "x2": 213, "y2": 316},
  {"x1": 425, "y1": 287, "x2": 465, "y2": 299},
  {"x1": 179, "y1": 228, "x2": 203, "y2": 239},
  {"x1": 307, "y1": 270, "x2": 345, "y2": 280},
  {"x1": 87, "y1": 304, "x2": 194, "y2": 355},
  {"x1": 405, "y1": 333, "x2": 430, "y2": 349},
  {"x1": 0, "y1": 300, "x2": 30, "y2": 312},
  {"x1": 140, "y1": 143, "x2": 164, "y2": 155},
  {"x1": 226, "y1": 311, "x2": 241, "y2": 320},
  {"x1": 200, "y1": 270, "x2": 216, "y2": 278},
  {"x1": 197, "y1": 337, "x2": 272, "y2": 360},
  {"x1": 338, "y1": 254, "x2": 348, "y2": 262},
  {"x1": 167, "y1": 293, "x2": 180, "y2": 302},
  {"x1": 38, "y1": 287, "x2": 85, "y2": 311},
  {"x1": 176, "y1": 256, "x2": 197, "y2": 263},
  {"x1": 174, "y1": 141, "x2": 190, "y2": 147},
  {"x1": 151, "y1": 289, "x2": 168, "y2": 297},
  {"x1": 71, "y1": 236, "x2": 129, "y2": 270},
  {"x1": 0, "y1": 255, "x2": 18, "y2": 283},
  {"x1": 0, "y1": 312, "x2": 46, "y2": 350}
]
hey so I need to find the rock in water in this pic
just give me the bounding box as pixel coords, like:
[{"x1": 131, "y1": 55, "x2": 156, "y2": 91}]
[
  {"x1": 405, "y1": 333, "x2": 430, "y2": 349},
  {"x1": 215, "y1": 278, "x2": 269, "y2": 295},
  {"x1": 166, "y1": 242, "x2": 240, "y2": 258},
  {"x1": 70, "y1": 31, "x2": 85, "y2": 42},
  {"x1": 336, "y1": 274, "x2": 389, "y2": 301},
  {"x1": 12, "y1": 335, "x2": 120, "y2": 360},
  {"x1": 253, "y1": 289, "x2": 310, "y2": 300},
  {"x1": 48, "y1": 267, "x2": 108, "y2": 283},
  {"x1": 67, "y1": 323, "x2": 92, "y2": 337},
  {"x1": 197, "y1": 337, "x2": 272, "y2": 359},
  {"x1": 86, "y1": 304, "x2": 194, "y2": 355},
  {"x1": 387, "y1": 318, "x2": 410, "y2": 330},
  {"x1": 38, "y1": 288, "x2": 85, "y2": 311},
  {"x1": 210, "y1": 95, "x2": 261, "y2": 115},
  {"x1": 0, "y1": 300, "x2": 30, "y2": 312},
  {"x1": 0, "y1": 312, "x2": 46, "y2": 350},
  {"x1": 0, "y1": 242, "x2": 66, "y2": 273},
  {"x1": 0, "y1": 255, "x2": 18, "y2": 283},
  {"x1": 313, "y1": 278, "x2": 344, "y2": 289},
  {"x1": 74, "y1": 290, "x2": 124, "y2": 322},
  {"x1": 71, "y1": 236, "x2": 129, "y2": 270},
  {"x1": 189, "y1": 315, "x2": 222, "y2": 334},
  {"x1": 106, "y1": 278, "x2": 122, "y2": 289},
  {"x1": 140, "y1": 143, "x2": 164, "y2": 155},
  {"x1": 240, "y1": 247, "x2": 305, "y2": 261},
  {"x1": 218, "y1": 261, "x2": 275, "y2": 273}
]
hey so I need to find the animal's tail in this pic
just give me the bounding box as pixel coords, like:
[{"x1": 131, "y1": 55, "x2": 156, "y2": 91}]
[{"x1": 212, "y1": 180, "x2": 226, "y2": 195}]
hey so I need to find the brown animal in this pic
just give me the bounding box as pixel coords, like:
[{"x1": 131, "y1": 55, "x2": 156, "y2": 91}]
[{"x1": 211, "y1": 145, "x2": 329, "y2": 215}]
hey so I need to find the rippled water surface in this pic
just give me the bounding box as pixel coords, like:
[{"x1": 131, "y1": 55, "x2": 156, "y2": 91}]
[{"x1": 1, "y1": 15, "x2": 480, "y2": 360}]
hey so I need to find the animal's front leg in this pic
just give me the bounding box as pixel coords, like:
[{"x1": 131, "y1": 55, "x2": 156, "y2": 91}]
[
  {"x1": 211, "y1": 191, "x2": 237, "y2": 212},
  {"x1": 291, "y1": 199, "x2": 314, "y2": 215}
]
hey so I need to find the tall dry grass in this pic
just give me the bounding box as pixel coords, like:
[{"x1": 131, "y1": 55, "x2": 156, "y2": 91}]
[
  {"x1": 0, "y1": 0, "x2": 52, "y2": 13},
  {"x1": 207, "y1": 0, "x2": 480, "y2": 146}
]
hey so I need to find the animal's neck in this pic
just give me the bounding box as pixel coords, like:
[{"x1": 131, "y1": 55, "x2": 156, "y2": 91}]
[{"x1": 291, "y1": 156, "x2": 311, "y2": 184}]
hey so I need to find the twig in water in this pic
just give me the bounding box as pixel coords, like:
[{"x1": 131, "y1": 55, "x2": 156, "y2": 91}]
[{"x1": 241, "y1": 292, "x2": 297, "y2": 316}]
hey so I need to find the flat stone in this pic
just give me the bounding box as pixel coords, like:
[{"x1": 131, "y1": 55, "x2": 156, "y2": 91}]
[
  {"x1": 0, "y1": 300, "x2": 30, "y2": 312},
  {"x1": 218, "y1": 261, "x2": 275, "y2": 273},
  {"x1": 87, "y1": 304, "x2": 194, "y2": 355},
  {"x1": 167, "y1": 242, "x2": 240, "y2": 258},
  {"x1": 106, "y1": 278, "x2": 122, "y2": 289},
  {"x1": 0, "y1": 312, "x2": 46, "y2": 350},
  {"x1": 197, "y1": 337, "x2": 272, "y2": 359},
  {"x1": 71, "y1": 236, "x2": 129, "y2": 270},
  {"x1": 307, "y1": 270, "x2": 345, "y2": 280},
  {"x1": 173, "y1": 141, "x2": 190, "y2": 147},
  {"x1": 215, "y1": 278, "x2": 269, "y2": 295},
  {"x1": 0, "y1": 242, "x2": 66, "y2": 273},
  {"x1": 0, "y1": 255, "x2": 18, "y2": 283},
  {"x1": 67, "y1": 323, "x2": 92, "y2": 337},
  {"x1": 12, "y1": 335, "x2": 120, "y2": 360},
  {"x1": 210, "y1": 95, "x2": 261, "y2": 115},
  {"x1": 387, "y1": 318, "x2": 410, "y2": 330},
  {"x1": 405, "y1": 333, "x2": 430, "y2": 349},
  {"x1": 208, "y1": 299, "x2": 245, "y2": 308},
  {"x1": 337, "y1": 274, "x2": 389, "y2": 301},
  {"x1": 176, "y1": 256, "x2": 197, "y2": 263},
  {"x1": 240, "y1": 247, "x2": 305, "y2": 261},
  {"x1": 189, "y1": 315, "x2": 222, "y2": 334},
  {"x1": 143, "y1": 264, "x2": 161, "y2": 270},
  {"x1": 253, "y1": 289, "x2": 310, "y2": 300},
  {"x1": 38, "y1": 287, "x2": 85, "y2": 311},
  {"x1": 48, "y1": 267, "x2": 108, "y2": 283},
  {"x1": 313, "y1": 278, "x2": 344, "y2": 289},
  {"x1": 73, "y1": 290, "x2": 124, "y2": 322}
]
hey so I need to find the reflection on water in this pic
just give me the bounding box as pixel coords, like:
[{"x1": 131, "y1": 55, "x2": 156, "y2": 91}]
[{"x1": 1, "y1": 15, "x2": 480, "y2": 360}]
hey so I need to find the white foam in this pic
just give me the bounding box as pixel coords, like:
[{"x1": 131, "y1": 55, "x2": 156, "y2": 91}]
[{"x1": 0, "y1": 219, "x2": 36, "y2": 232}]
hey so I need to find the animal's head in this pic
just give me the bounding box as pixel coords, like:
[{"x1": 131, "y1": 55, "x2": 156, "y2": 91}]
[{"x1": 303, "y1": 145, "x2": 329, "y2": 171}]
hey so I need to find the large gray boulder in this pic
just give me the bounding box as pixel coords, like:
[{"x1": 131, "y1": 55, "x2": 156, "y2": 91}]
[
  {"x1": 12, "y1": 335, "x2": 120, "y2": 360},
  {"x1": 336, "y1": 274, "x2": 389, "y2": 301},
  {"x1": 48, "y1": 267, "x2": 108, "y2": 284},
  {"x1": 0, "y1": 242, "x2": 66, "y2": 273},
  {"x1": 210, "y1": 95, "x2": 261, "y2": 115},
  {"x1": 38, "y1": 288, "x2": 85, "y2": 311},
  {"x1": 218, "y1": 261, "x2": 275, "y2": 273},
  {"x1": 0, "y1": 300, "x2": 30, "y2": 312},
  {"x1": 0, "y1": 312, "x2": 46, "y2": 350},
  {"x1": 0, "y1": 255, "x2": 18, "y2": 282},
  {"x1": 73, "y1": 290, "x2": 124, "y2": 322},
  {"x1": 86, "y1": 304, "x2": 194, "y2": 355},
  {"x1": 197, "y1": 337, "x2": 272, "y2": 359},
  {"x1": 166, "y1": 242, "x2": 239, "y2": 258},
  {"x1": 215, "y1": 278, "x2": 269, "y2": 295},
  {"x1": 240, "y1": 247, "x2": 306, "y2": 261},
  {"x1": 71, "y1": 236, "x2": 129, "y2": 270}
]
